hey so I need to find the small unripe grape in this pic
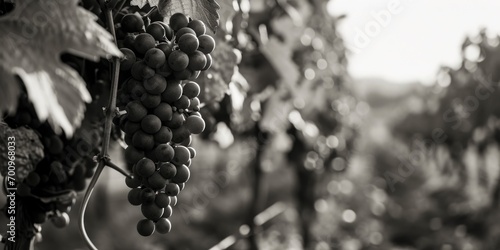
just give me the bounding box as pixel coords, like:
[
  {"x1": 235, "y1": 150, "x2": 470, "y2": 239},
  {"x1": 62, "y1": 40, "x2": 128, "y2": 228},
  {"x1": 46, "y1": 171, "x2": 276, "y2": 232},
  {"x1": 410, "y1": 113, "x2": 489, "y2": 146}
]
[
  {"x1": 185, "y1": 115, "x2": 205, "y2": 134},
  {"x1": 51, "y1": 212, "x2": 70, "y2": 228},
  {"x1": 198, "y1": 35, "x2": 216, "y2": 54},
  {"x1": 159, "y1": 162, "x2": 177, "y2": 179},
  {"x1": 164, "y1": 113, "x2": 185, "y2": 129},
  {"x1": 144, "y1": 48, "x2": 166, "y2": 69},
  {"x1": 144, "y1": 74, "x2": 167, "y2": 94},
  {"x1": 134, "y1": 33, "x2": 156, "y2": 55},
  {"x1": 126, "y1": 175, "x2": 142, "y2": 188},
  {"x1": 188, "y1": 147, "x2": 196, "y2": 158},
  {"x1": 132, "y1": 130, "x2": 155, "y2": 150},
  {"x1": 188, "y1": 51, "x2": 207, "y2": 71},
  {"x1": 141, "y1": 115, "x2": 162, "y2": 134},
  {"x1": 175, "y1": 27, "x2": 196, "y2": 42},
  {"x1": 140, "y1": 93, "x2": 162, "y2": 109},
  {"x1": 154, "y1": 144, "x2": 175, "y2": 162},
  {"x1": 146, "y1": 23, "x2": 165, "y2": 41},
  {"x1": 178, "y1": 34, "x2": 199, "y2": 54},
  {"x1": 165, "y1": 183, "x2": 180, "y2": 196},
  {"x1": 161, "y1": 82, "x2": 183, "y2": 103},
  {"x1": 154, "y1": 126, "x2": 173, "y2": 144},
  {"x1": 131, "y1": 61, "x2": 155, "y2": 80},
  {"x1": 169, "y1": 13, "x2": 189, "y2": 31},
  {"x1": 183, "y1": 81, "x2": 201, "y2": 98},
  {"x1": 188, "y1": 20, "x2": 206, "y2": 36},
  {"x1": 172, "y1": 164, "x2": 190, "y2": 183},
  {"x1": 148, "y1": 172, "x2": 168, "y2": 190},
  {"x1": 141, "y1": 188, "x2": 156, "y2": 204},
  {"x1": 126, "y1": 101, "x2": 147, "y2": 122},
  {"x1": 172, "y1": 146, "x2": 190, "y2": 165},
  {"x1": 203, "y1": 54, "x2": 213, "y2": 71},
  {"x1": 125, "y1": 146, "x2": 145, "y2": 165},
  {"x1": 168, "y1": 50, "x2": 189, "y2": 71},
  {"x1": 135, "y1": 158, "x2": 156, "y2": 178},
  {"x1": 154, "y1": 103, "x2": 173, "y2": 122},
  {"x1": 174, "y1": 95, "x2": 191, "y2": 110},
  {"x1": 120, "y1": 48, "x2": 136, "y2": 71},
  {"x1": 128, "y1": 188, "x2": 143, "y2": 206},
  {"x1": 121, "y1": 14, "x2": 144, "y2": 33},
  {"x1": 137, "y1": 219, "x2": 155, "y2": 236},
  {"x1": 171, "y1": 126, "x2": 191, "y2": 144},
  {"x1": 155, "y1": 192, "x2": 171, "y2": 208},
  {"x1": 189, "y1": 70, "x2": 201, "y2": 80},
  {"x1": 155, "y1": 218, "x2": 172, "y2": 234}
]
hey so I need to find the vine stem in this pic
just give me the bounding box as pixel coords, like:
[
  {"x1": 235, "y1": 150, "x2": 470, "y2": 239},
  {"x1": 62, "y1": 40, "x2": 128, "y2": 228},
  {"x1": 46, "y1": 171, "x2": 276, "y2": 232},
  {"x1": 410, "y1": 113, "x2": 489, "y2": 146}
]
[{"x1": 78, "y1": 3, "x2": 121, "y2": 250}]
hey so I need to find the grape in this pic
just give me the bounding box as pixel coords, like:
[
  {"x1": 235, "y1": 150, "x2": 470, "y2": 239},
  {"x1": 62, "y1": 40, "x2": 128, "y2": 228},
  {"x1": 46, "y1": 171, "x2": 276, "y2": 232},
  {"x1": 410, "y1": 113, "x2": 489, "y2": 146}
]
[
  {"x1": 140, "y1": 93, "x2": 162, "y2": 109},
  {"x1": 203, "y1": 54, "x2": 213, "y2": 71},
  {"x1": 144, "y1": 74, "x2": 167, "y2": 94},
  {"x1": 137, "y1": 219, "x2": 155, "y2": 236},
  {"x1": 141, "y1": 203, "x2": 164, "y2": 221},
  {"x1": 135, "y1": 158, "x2": 156, "y2": 178},
  {"x1": 26, "y1": 172, "x2": 41, "y2": 187},
  {"x1": 141, "y1": 115, "x2": 162, "y2": 134},
  {"x1": 159, "y1": 162, "x2": 177, "y2": 179},
  {"x1": 141, "y1": 188, "x2": 156, "y2": 204},
  {"x1": 157, "y1": 42, "x2": 174, "y2": 58},
  {"x1": 178, "y1": 34, "x2": 199, "y2": 54},
  {"x1": 147, "y1": 172, "x2": 167, "y2": 190},
  {"x1": 131, "y1": 61, "x2": 155, "y2": 80},
  {"x1": 125, "y1": 146, "x2": 145, "y2": 165},
  {"x1": 126, "y1": 175, "x2": 142, "y2": 188},
  {"x1": 189, "y1": 97, "x2": 200, "y2": 111},
  {"x1": 121, "y1": 14, "x2": 144, "y2": 33},
  {"x1": 144, "y1": 49, "x2": 166, "y2": 69},
  {"x1": 146, "y1": 23, "x2": 165, "y2": 41},
  {"x1": 145, "y1": 147, "x2": 160, "y2": 163},
  {"x1": 188, "y1": 147, "x2": 196, "y2": 158},
  {"x1": 123, "y1": 34, "x2": 137, "y2": 50},
  {"x1": 155, "y1": 218, "x2": 172, "y2": 234},
  {"x1": 173, "y1": 69, "x2": 193, "y2": 80},
  {"x1": 188, "y1": 20, "x2": 206, "y2": 36},
  {"x1": 172, "y1": 146, "x2": 191, "y2": 165},
  {"x1": 155, "y1": 192, "x2": 171, "y2": 208},
  {"x1": 172, "y1": 165, "x2": 190, "y2": 183},
  {"x1": 172, "y1": 126, "x2": 191, "y2": 144},
  {"x1": 51, "y1": 212, "x2": 70, "y2": 228},
  {"x1": 174, "y1": 95, "x2": 191, "y2": 110},
  {"x1": 126, "y1": 102, "x2": 147, "y2": 122},
  {"x1": 120, "y1": 48, "x2": 136, "y2": 71},
  {"x1": 124, "y1": 121, "x2": 141, "y2": 134},
  {"x1": 161, "y1": 82, "x2": 183, "y2": 103},
  {"x1": 162, "y1": 205, "x2": 173, "y2": 218},
  {"x1": 169, "y1": 13, "x2": 189, "y2": 31},
  {"x1": 128, "y1": 188, "x2": 143, "y2": 206},
  {"x1": 165, "y1": 113, "x2": 185, "y2": 129},
  {"x1": 198, "y1": 35, "x2": 216, "y2": 54},
  {"x1": 183, "y1": 81, "x2": 201, "y2": 98},
  {"x1": 170, "y1": 196, "x2": 178, "y2": 206},
  {"x1": 185, "y1": 115, "x2": 205, "y2": 134},
  {"x1": 134, "y1": 33, "x2": 156, "y2": 55},
  {"x1": 156, "y1": 62, "x2": 173, "y2": 77},
  {"x1": 178, "y1": 183, "x2": 186, "y2": 191},
  {"x1": 165, "y1": 183, "x2": 180, "y2": 196},
  {"x1": 154, "y1": 126, "x2": 173, "y2": 144},
  {"x1": 153, "y1": 21, "x2": 174, "y2": 40},
  {"x1": 188, "y1": 51, "x2": 207, "y2": 71},
  {"x1": 132, "y1": 130, "x2": 155, "y2": 150},
  {"x1": 168, "y1": 50, "x2": 189, "y2": 71},
  {"x1": 154, "y1": 103, "x2": 173, "y2": 122},
  {"x1": 154, "y1": 144, "x2": 175, "y2": 162},
  {"x1": 121, "y1": 78, "x2": 141, "y2": 93},
  {"x1": 130, "y1": 84, "x2": 146, "y2": 100},
  {"x1": 180, "y1": 135, "x2": 192, "y2": 147},
  {"x1": 190, "y1": 111, "x2": 202, "y2": 117},
  {"x1": 175, "y1": 27, "x2": 196, "y2": 42}
]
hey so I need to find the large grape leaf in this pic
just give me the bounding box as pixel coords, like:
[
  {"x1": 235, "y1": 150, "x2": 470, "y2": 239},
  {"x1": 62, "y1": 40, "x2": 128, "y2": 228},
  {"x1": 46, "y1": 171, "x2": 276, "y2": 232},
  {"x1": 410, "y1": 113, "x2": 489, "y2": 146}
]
[
  {"x1": 0, "y1": 0, "x2": 122, "y2": 136},
  {"x1": 130, "y1": 0, "x2": 160, "y2": 8},
  {"x1": 157, "y1": 0, "x2": 220, "y2": 33}
]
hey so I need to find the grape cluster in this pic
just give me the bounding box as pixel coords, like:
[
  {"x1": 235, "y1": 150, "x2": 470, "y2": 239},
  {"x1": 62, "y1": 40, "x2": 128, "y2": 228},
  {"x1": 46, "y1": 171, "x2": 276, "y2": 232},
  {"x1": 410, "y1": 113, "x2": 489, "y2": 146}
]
[
  {"x1": 3, "y1": 97, "x2": 102, "y2": 228},
  {"x1": 114, "y1": 12, "x2": 210, "y2": 236}
]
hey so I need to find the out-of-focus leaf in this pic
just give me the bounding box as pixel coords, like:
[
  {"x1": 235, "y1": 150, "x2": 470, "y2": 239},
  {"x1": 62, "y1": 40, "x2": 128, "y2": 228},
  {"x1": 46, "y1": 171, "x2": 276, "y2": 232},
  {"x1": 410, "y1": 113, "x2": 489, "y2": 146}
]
[
  {"x1": 197, "y1": 38, "x2": 238, "y2": 103},
  {"x1": 0, "y1": 124, "x2": 44, "y2": 181},
  {"x1": 260, "y1": 88, "x2": 293, "y2": 133},
  {"x1": 158, "y1": 0, "x2": 220, "y2": 33},
  {"x1": 0, "y1": 0, "x2": 122, "y2": 136},
  {"x1": 130, "y1": 0, "x2": 159, "y2": 8},
  {"x1": 261, "y1": 38, "x2": 300, "y2": 92}
]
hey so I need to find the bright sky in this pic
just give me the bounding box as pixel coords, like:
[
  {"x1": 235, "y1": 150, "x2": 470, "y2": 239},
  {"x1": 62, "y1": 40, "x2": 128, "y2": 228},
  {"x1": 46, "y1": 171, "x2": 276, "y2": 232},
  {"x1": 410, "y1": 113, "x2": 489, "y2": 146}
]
[{"x1": 327, "y1": 0, "x2": 500, "y2": 84}]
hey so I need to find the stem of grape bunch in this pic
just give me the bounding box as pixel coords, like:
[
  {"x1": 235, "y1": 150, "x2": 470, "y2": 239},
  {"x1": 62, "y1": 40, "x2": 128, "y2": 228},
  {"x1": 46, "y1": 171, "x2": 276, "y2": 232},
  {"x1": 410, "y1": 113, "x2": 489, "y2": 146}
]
[{"x1": 78, "y1": 2, "x2": 123, "y2": 250}]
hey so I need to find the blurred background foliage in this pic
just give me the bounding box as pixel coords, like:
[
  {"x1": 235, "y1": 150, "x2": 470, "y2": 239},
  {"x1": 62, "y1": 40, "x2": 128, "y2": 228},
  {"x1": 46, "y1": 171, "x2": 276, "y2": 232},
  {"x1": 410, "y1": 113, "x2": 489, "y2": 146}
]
[{"x1": 9, "y1": 0, "x2": 500, "y2": 249}]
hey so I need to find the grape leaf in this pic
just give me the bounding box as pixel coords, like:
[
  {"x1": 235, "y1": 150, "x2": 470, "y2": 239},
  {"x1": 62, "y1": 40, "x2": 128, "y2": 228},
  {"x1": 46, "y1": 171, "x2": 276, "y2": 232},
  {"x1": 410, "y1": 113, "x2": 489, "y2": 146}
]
[
  {"x1": 157, "y1": 0, "x2": 221, "y2": 33},
  {"x1": 0, "y1": 0, "x2": 122, "y2": 137},
  {"x1": 130, "y1": 0, "x2": 160, "y2": 8},
  {"x1": 197, "y1": 38, "x2": 238, "y2": 103},
  {"x1": 0, "y1": 124, "x2": 44, "y2": 182}
]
